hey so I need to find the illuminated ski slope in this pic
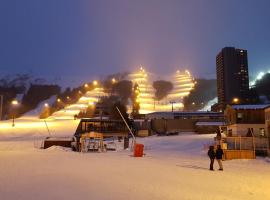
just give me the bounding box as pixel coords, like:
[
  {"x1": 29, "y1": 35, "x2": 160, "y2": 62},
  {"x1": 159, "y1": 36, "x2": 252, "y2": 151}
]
[
  {"x1": 51, "y1": 87, "x2": 107, "y2": 119},
  {"x1": 50, "y1": 68, "x2": 195, "y2": 118},
  {"x1": 129, "y1": 68, "x2": 195, "y2": 114},
  {"x1": 250, "y1": 70, "x2": 270, "y2": 87}
]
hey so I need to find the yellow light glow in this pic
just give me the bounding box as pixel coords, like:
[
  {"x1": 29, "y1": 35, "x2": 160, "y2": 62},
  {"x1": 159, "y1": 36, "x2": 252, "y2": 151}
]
[
  {"x1": 233, "y1": 98, "x2": 239, "y2": 103},
  {"x1": 44, "y1": 103, "x2": 49, "y2": 107},
  {"x1": 84, "y1": 83, "x2": 89, "y2": 88},
  {"x1": 88, "y1": 101, "x2": 94, "y2": 106},
  {"x1": 185, "y1": 70, "x2": 190, "y2": 75},
  {"x1": 11, "y1": 100, "x2": 18, "y2": 105},
  {"x1": 112, "y1": 78, "x2": 116, "y2": 83},
  {"x1": 93, "y1": 80, "x2": 98, "y2": 86},
  {"x1": 57, "y1": 98, "x2": 61, "y2": 103}
]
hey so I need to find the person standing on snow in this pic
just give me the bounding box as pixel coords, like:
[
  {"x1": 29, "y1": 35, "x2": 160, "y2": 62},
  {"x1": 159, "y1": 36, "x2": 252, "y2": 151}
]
[
  {"x1": 208, "y1": 145, "x2": 215, "y2": 171},
  {"x1": 216, "y1": 145, "x2": 224, "y2": 171}
]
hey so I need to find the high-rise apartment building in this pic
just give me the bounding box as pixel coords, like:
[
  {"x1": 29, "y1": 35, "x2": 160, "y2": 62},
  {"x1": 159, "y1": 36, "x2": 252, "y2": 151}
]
[{"x1": 214, "y1": 47, "x2": 249, "y2": 111}]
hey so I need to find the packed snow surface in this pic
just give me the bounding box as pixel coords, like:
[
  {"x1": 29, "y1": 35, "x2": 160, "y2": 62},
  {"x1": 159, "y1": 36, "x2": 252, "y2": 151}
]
[{"x1": 0, "y1": 119, "x2": 270, "y2": 200}]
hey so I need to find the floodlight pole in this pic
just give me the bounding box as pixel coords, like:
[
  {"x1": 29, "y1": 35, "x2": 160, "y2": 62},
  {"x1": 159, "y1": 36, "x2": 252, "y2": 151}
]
[
  {"x1": 0, "y1": 95, "x2": 3, "y2": 120},
  {"x1": 170, "y1": 101, "x2": 175, "y2": 112}
]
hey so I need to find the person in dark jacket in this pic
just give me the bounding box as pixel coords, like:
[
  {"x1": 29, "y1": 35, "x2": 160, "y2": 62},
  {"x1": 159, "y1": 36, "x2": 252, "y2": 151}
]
[
  {"x1": 207, "y1": 145, "x2": 215, "y2": 171},
  {"x1": 216, "y1": 145, "x2": 224, "y2": 171}
]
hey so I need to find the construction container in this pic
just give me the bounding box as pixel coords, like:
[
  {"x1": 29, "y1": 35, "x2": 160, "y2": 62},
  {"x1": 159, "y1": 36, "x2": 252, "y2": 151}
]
[{"x1": 134, "y1": 143, "x2": 144, "y2": 157}]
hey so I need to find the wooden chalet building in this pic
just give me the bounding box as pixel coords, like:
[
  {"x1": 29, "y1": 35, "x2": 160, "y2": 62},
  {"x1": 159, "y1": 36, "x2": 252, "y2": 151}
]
[{"x1": 224, "y1": 104, "x2": 270, "y2": 155}]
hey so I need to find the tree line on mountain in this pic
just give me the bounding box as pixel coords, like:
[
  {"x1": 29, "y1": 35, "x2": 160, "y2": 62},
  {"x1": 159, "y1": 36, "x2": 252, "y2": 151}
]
[
  {"x1": 183, "y1": 79, "x2": 216, "y2": 111},
  {"x1": 4, "y1": 72, "x2": 270, "y2": 119},
  {"x1": 0, "y1": 84, "x2": 60, "y2": 119}
]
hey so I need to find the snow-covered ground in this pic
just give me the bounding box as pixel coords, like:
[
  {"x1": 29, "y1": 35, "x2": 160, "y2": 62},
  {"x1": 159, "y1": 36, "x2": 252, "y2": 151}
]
[{"x1": 0, "y1": 117, "x2": 270, "y2": 200}]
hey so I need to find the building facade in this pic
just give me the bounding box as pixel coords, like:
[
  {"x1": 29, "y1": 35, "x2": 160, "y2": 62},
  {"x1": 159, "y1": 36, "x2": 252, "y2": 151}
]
[
  {"x1": 224, "y1": 104, "x2": 269, "y2": 155},
  {"x1": 146, "y1": 111, "x2": 224, "y2": 134},
  {"x1": 215, "y1": 47, "x2": 249, "y2": 111}
]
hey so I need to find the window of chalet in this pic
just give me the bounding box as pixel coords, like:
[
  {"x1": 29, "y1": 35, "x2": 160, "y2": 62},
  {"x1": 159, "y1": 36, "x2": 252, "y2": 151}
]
[
  {"x1": 259, "y1": 128, "x2": 265, "y2": 137},
  {"x1": 237, "y1": 112, "x2": 243, "y2": 122}
]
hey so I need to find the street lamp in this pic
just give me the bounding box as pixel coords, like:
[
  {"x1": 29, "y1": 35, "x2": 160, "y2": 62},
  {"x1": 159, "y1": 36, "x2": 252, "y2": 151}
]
[
  {"x1": 43, "y1": 103, "x2": 51, "y2": 136},
  {"x1": 93, "y1": 80, "x2": 98, "y2": 86},
  {"x1": 170, "y1": 101, "x2": 176, "y2": 112},
  {"x1": 233, "y1": 98, "x2": 239, "y2": 104},
  {"x1": 11, "y1": 100, "x2": 19, "y2": 127},
  {"x1": 0, "y1": 95, "x2": 3, "y2": 120}
]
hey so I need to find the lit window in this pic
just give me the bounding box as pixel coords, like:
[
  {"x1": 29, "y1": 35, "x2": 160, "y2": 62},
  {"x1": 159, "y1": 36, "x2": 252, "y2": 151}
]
[
  {"x1": 259, "y1": 128, "x2": 265, "y2": 137},
  {"x1": 237, "y1": 113, "x2": 243, "y2": 119}
]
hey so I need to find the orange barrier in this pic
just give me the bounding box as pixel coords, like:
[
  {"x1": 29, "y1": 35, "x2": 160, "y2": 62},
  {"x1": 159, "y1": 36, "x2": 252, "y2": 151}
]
[{"x1": 134, "y1": 143, "x2": 144, "y2": 157}]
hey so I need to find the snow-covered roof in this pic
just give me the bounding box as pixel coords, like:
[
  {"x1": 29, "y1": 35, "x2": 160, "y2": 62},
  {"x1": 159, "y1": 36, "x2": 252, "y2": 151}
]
[
  {"x1": 147, "y1": 111, "x2": 222, "y2": 116},
  {"x1": 195, "y1": 121, "x2": 225, "y2": 126},
  {"x1": 231, "y1": 104, "x2": 270, "y2": 110}
]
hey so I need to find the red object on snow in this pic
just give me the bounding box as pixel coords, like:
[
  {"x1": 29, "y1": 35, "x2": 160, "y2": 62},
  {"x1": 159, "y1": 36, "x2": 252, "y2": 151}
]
[{"x1": 134, "y1": 143, "x2": 144, "y2": 157}]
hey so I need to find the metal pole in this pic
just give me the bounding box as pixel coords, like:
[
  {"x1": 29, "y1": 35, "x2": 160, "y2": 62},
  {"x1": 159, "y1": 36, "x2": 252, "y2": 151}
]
[
  {"x1": 0, "y1": 95, "x2": 3, "y2": 120},
  {"x1": 12, "y1": 115, "x2": 15, "y2": 127},
  {"x1": 44, "y1": 119, "x2": 51, "y2": 136},
  {"x1": 116, "y1": 107, "x2": 136, "y2": 150},
  {"x1": 170, "y1": 101, "x2": 175, "y2": 112}
]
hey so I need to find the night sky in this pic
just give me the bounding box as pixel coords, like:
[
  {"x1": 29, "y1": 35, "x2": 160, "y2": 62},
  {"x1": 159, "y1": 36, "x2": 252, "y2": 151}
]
[{"x1": 1, "y1": 0, "x2": 270, "y2": 81}]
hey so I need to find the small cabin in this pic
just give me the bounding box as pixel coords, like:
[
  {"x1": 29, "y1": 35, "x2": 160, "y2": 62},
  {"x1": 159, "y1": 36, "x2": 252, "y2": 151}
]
[
  {"x1": 224, "y1": 104, "x2": 270, "y2": 156},
  {"x1": 224, "y1": 104, "x2": 270, "y2": 137}
]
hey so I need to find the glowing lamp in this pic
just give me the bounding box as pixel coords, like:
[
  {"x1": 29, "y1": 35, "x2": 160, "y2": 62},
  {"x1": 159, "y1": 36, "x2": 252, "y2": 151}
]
[
  {"x1": 233, "y1": 98, "x2": 239, "y2": 104},
  {"x1": 93, "y1": 80, "x2": 98, "y2": 86},
  {"x1": 11, "y1": 100, "x2": 18, "y2": 105}
]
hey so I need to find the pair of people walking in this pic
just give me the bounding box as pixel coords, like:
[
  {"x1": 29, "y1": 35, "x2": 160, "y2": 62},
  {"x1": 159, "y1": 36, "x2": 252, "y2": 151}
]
[{"x1": 208, "y1": 145, "x2": 224, "y2": 171}]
